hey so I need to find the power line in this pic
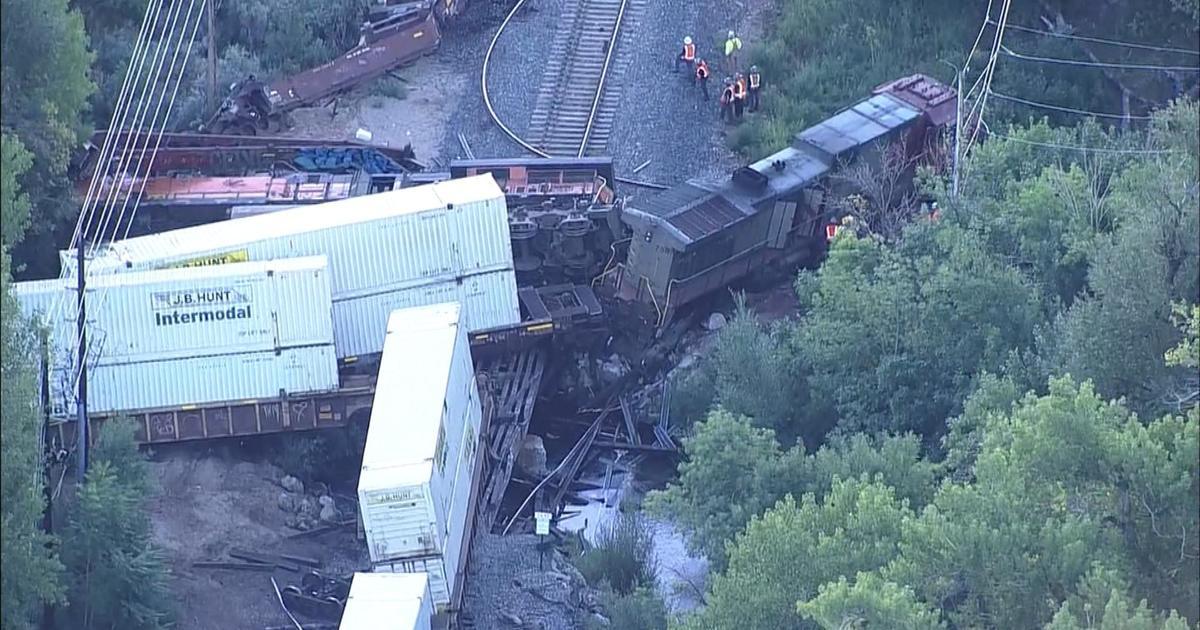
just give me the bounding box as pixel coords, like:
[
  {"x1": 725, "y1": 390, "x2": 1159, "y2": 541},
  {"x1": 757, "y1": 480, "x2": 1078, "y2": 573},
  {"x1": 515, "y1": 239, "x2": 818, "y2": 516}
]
[
  {"x1": 988, "y1": 18, "x2": 1200, "y2": 56},
  {"x1": 987, "y1": 89, "x2": 1155, "y2": 120},
  {"x1": 1000, "y1": 45, "x2": 1200, "y2": 72},
  {"x1": 963, "y1": 0, "x2": 1013, "y2": 157}
]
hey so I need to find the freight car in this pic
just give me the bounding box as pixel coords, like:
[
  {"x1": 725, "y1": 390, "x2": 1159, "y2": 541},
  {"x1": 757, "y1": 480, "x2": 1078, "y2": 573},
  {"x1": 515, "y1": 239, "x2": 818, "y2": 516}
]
[{"x1": 607, "y1": 74, "x2": 956, "y2": 324}]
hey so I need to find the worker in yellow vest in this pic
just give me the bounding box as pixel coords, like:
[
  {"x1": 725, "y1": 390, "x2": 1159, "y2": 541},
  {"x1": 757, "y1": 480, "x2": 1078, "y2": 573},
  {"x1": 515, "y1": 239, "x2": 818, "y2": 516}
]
[
  {"x1": 675, "y1": 36, "x2": 696, "y2": 73},
  {"x1": 723, "y1": 30, "x2": 742, "y2": 73},
  {"x1": 747, "y1": 65, "x2": 762, "y2": 112}
]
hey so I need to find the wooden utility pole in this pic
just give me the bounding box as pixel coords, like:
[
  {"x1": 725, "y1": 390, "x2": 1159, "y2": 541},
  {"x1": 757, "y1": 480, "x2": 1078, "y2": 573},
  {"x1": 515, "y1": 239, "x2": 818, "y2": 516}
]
[{"x1": 206, "y1": 0, "x2": 217, "y2": 113}]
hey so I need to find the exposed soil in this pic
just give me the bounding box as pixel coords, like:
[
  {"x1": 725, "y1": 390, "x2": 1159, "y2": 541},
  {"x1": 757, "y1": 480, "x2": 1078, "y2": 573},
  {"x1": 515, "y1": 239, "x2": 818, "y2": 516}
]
[
  {"x1": 147, "y1": 452, "x2": 367, "y2": 630},
  {"x1": 281, "y1": 54, "x2": 469, "y2": 166}
]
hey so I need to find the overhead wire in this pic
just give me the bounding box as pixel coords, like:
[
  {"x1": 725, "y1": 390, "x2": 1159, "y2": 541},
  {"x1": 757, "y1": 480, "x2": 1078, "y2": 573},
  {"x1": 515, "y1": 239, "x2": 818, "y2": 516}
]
[
  {"x1": 962, "y1": 0, "x2": 1013, "y2": 157},
  {"x1": 987, "y1": 18, "x2": 1200, "y2": 56},
  {"x1": 987, "y1": 89, "x2": 1156, "y2": 120},
  {"x1": 999, "y1": 45, "x2": 1200, "y2": 72}
]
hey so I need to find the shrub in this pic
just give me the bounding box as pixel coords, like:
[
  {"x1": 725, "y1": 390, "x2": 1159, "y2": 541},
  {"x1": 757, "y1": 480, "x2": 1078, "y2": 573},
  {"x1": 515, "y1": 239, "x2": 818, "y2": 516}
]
[
  {"x1": 587, "y1": 586, "x2": 668, "y2": 630},
  {"x1": 574, "y1": 513, "x2": 657, "y2": 596}
]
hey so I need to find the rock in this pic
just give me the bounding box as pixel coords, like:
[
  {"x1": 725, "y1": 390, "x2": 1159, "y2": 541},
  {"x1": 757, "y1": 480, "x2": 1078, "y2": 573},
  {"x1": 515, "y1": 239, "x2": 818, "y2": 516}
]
[
  {"x1": 498, "y1": 611, "x2": 523, "y2": 626},
  {"x1": 590, "y1": 613, "x2": 611, "y2": 627},
  {"x1": 310, "y1": 481, "x2": 329, "y2": 497},
  {"x1": 318, "y1": 495, "x2": 336, "y2": 509},
  {"x1": 516, "y1": 435, "x2": 548, "y2": 478},
  {"x1": 319, "y1": 504, "x2": 339, "y2": 524},
  {"x1": 299, "y1": 496, "x2": 320, "y2": 518},
  {"x1": 597, "y1": 354, "x2": 628, "y2": 384},
  {"x1": 278, "y1": 491, "x2": 299, "y2": 513},
  {"x1": 281, "y1": 475, "x2": 304, "y2": 494},
  {"x1": 703, "y1": 312, "x2": 727, "y2": 331}
]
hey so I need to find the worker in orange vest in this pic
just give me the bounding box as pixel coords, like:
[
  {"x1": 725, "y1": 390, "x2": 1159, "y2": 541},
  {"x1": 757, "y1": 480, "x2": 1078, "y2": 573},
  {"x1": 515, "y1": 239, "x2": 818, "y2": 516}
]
[
  {"x1": 719, "y1": 77, "x2": 735, "y2": 122},
  {"x1": 675, "y1": 36, "x2": 696, "y2": 73},
  {"x1": 732, "y1": 73, "x2": 747, "y2": 119},
  {"x1": 747, "y1": 65, "x2": 762, "y2": 112},
  {"x1": 694, "y1": 58, "x2": 710, "y2": 100}
]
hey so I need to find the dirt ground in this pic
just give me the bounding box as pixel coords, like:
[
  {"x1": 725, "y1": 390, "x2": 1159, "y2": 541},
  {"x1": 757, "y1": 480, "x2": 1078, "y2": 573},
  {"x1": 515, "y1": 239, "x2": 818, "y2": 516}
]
[
  {"x1": 148, "y1": 452, "x2": 367, "y2": 630},
  {"x1": 280, "y1": 54, "x2": 468, "y2": 166}
]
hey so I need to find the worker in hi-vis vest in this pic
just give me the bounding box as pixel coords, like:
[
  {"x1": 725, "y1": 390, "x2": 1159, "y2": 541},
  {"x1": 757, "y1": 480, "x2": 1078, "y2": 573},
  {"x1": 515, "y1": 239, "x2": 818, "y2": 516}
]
[
  {"x1": 724, "y1": 30, "x2": 742, "y2": 73},
  {"x1": 695, "y1": 58, "x2": 711, "y2": 100},
  {"x1": 747, "y1": 65, "x2": 762, "y2": 112},
  {"x1": 675, "y1": 36, "x2": 696, "y2": 73}
]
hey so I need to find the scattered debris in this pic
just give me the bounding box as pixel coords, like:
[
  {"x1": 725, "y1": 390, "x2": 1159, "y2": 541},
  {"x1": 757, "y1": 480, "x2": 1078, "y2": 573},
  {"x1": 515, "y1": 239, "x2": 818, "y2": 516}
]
[
  {"x1": 703, "y1": 311, "x2": 727, "y2": 331},
  {"x1": 517, "y1": 434, "x2": 549, "y2": 478}
]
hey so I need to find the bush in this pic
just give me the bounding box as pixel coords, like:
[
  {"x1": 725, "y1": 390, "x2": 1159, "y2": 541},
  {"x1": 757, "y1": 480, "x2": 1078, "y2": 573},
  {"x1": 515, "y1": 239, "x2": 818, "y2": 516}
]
[
  {"x1": 587, "y1": 586, "x2": 668, "y2": 630},
  {"x1": 574, "y1": 513, "x2": 657, "y2": 596},
  {"x1": 369, "y1": 77, "x2": 408, "y2": 100}
]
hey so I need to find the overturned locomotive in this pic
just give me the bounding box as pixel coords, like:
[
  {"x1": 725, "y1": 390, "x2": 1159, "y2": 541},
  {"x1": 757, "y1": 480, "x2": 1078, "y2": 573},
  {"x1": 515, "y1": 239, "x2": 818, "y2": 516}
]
[{"x1": 606, "y1": 74, "x2": 957, "y2": 324}]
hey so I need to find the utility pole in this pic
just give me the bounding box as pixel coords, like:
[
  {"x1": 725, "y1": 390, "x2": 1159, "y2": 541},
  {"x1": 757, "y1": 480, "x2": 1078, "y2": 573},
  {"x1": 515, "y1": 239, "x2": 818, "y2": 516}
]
[
  {"x1": 952, "y1": 68, "x2": 963, "y2": 198},
  {"x1": 39, "y1": 336, "x2": 55, "y2": 630},
  {"x1": 75, "y1": 237, "x2": 88, "y2": 484},
  {"x1": 206, "y1": 0, "x2": 217, "y2": 113}
]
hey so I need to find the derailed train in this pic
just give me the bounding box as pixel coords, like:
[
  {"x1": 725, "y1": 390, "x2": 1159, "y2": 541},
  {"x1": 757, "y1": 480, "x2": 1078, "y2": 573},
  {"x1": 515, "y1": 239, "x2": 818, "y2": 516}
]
[{"x1": 607, "y1": 74, "x2": 957, "y2": 322}]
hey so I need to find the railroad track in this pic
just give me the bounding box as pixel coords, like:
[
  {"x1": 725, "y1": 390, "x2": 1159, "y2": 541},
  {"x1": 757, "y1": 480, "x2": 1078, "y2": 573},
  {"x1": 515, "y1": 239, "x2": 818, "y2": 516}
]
[
  {"x1": 526, "y1": 0, "x2": 631, "y2": 157},
  {"x1": 482, "y1": 0, "x2": 666, "y2": 188}
]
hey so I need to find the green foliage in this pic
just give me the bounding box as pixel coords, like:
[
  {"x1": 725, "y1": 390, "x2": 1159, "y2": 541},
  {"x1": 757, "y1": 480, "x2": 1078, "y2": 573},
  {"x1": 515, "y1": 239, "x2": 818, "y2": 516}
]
[
  {"x1": 369, "y1": 77, "x2": 409, "y2": 100},
  {"x1": 1, "y1": 0, "x2": 95, "y2": 277},
  {"x1": 1, "y1": 134, "x2": 34, "y2": 249},
  {"x1": 705, "y1": 302, "x2": 815, "y2": 442},
  {"x1": 221, "y1": 0, "x2": 368, "y2": 75},
  {"x1": 680, "y1": 479, "x2": 911, "y2": 630},
  {"x1": 1, "y1": 251, "x2": 65, "y2": 628},
  {"x1": 1165, "y1": 304, "x2": 1199, "y2": 369},
  {"x1": 794, "y1": 226, "x2": 1042, "y2": 436},
  {"x1": 645, "y1": 410, "x2": 802, "y2": 569},
  {"x1": 1045, "y1": 564, "x2": 1192, "y2": 630},
  {"x1": 666, "y1": 362, "x2": 717, "y2": 431},
  {"x1": 589, "y1": 586, "x2": 668, "y2": 630},
  {"x1": 574, "y1": 513, "x2": 657, "y2": 596},
  {"x1": 797, "y1": 572, "x2": 945, "y2": 630},
  {"x1": 941, "y1": 373, "x2": 1024, "y2": 479},
  {"x1": 58, "y1": 419, "x2": 174, "y2": 630}
]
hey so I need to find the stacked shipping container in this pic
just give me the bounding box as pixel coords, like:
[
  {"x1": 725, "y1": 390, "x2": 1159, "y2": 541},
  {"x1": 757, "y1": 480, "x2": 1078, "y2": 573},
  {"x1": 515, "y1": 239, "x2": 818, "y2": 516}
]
[
  {"x1": 358, "y1": 303, "x2": 482, "y2": 611},
  {"x1": 62, "y1": 175, "x2": 521, "y2": 358},
  {"x1": 12, "y1": 257, "x2": 339, "y2": 418},
  {"x1": 338, "y1": 572, "x2": 433, "y2": 630}
]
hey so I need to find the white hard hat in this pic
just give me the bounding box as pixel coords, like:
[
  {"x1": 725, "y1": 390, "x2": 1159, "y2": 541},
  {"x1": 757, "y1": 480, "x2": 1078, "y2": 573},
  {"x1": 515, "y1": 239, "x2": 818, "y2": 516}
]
[
  {"x1": 728, "y1": 30, "x2": 735, "y2": 37},
  {"x1": 683, "y1": 36, "x2": 692, "y2": 44}
]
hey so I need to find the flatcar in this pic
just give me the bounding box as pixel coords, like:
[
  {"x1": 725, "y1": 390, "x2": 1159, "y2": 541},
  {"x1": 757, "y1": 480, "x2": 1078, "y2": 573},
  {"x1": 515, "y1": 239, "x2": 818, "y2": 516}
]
[{"x1": 608, "y1": 74, "x2": 956, "y2": 324}]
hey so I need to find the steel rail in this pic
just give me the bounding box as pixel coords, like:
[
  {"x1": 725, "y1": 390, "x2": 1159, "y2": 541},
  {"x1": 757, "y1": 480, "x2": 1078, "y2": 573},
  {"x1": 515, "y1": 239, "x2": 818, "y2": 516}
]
[
  {"x1": 480, "y1": 0, "x2": 667, "y2": 190},
  {"x1": 577, "y1": 0, "x2": 630, "y2": 158}
]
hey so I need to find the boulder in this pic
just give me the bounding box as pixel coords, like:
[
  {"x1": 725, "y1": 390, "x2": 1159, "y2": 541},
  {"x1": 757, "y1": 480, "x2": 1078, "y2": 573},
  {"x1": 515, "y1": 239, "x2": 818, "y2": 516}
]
[
  {"x1": 299, "y1": 496, "x2": 320, "y2": 519},
  {"x1": 319, "y1": 504, "x2": 339, "y2": 524},
  {"x1": 516, "y1": 435, "x2": 548, "y2": 478},
  {"x1": 281, "y1": 475, "x2": 304, "y2": 494},
  {"x1": 597, "y1": 354, "x2": 628, "y2": 384},
  {"x1": 703, "y1": 312, "x2": 727, "y2": 331},
  {"x1": 278, "y1": 491, "x2": 300, "y2": 513},
  {"x1": 318, "y1": 495, "x2": 336, "y2": 509},
  {"x1": 498, "y1": 611, "x2": 523, "y2": 627}
]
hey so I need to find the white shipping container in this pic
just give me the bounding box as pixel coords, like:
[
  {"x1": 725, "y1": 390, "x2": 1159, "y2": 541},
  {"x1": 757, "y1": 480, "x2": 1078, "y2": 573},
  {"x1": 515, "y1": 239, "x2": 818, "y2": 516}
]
[
  {"x1": 12, "y1": 256, "x2": 335, "y2": 366},
  {"x1": 66, "y1": 176, "x2": 514, "y2": 300},
  {"x1": 339, "y1": 572, "x2": 432, "y2": 630},
  {"x1": 373, "y1": 557, "x2": 451, "y2": 612},
  {"x1": 45, "y1": 344, "x2": 339, "y2": 418},
  {"x1": 358, "y1": 303, "x2": 483, "y2": 578},
  {"x1": 331, "y1": 267, "x2": 519, "y2": 358}
]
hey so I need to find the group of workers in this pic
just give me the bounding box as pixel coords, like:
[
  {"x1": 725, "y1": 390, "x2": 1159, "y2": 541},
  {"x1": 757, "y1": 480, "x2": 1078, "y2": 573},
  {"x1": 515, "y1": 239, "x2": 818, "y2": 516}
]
[{"x1": 673, "y1": 30, "x2": 762, "y2": 122}]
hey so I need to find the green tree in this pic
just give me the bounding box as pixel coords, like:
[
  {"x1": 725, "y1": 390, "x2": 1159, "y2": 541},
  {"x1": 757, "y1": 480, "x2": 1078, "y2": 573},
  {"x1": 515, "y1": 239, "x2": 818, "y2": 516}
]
[
  {"x1": 1, "y1": 0, "x2": 95, "y2": 275},
  {"x1": 679, "y1": 479, "x2": 911, "y2": 630},
  {"x1": 646, "y1": 409, "x2": 803, "y2": 569},
  {"x1": 1045, "y1": 564, "x2": 1191, "y2": 630},
  {"x1": 794, "y1": 227, "x2": 1041, "y2": 436},
  {"x1": 797, "y1": 572, "x2": 945, "y2": 630},
  {"x1": 57, "y1": 419, "x2": 173, "y2": 630},
  {"x1": 0, "y1": 134, "x2": 64, "y2": 629}
]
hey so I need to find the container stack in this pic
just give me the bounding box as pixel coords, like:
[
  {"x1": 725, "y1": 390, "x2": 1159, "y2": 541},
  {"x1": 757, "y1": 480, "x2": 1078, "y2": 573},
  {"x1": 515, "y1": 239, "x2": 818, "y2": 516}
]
[
  {"x1": 12, "y1": 256, "x2": 339, "y2": 418},
  {"x1": 62, "y1": 174, "x2": 521, "y2": 359},
  {"x1": 338, "y1": 572, "x2": 433, "y2": 630},
  {"x1": 357, "y1": 302, "x2": 483, "y2": 611}
]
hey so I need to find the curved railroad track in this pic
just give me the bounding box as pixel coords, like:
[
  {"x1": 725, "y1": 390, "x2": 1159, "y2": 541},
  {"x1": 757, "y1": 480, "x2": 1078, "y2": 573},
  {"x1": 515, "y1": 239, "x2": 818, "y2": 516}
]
[{"x1": 482, "y1": 0, "x2": 667, "y2": 189}]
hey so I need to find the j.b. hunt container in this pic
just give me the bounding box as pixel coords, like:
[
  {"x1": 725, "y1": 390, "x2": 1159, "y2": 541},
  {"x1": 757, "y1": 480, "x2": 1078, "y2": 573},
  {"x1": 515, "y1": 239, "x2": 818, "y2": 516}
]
[
  {"x1": 11, "y1": 257, "x2": 339, "y2": 419},
  {"x1": 43, "y1": 344, "x2": 339, "y2": 418},
  {"x1": 338, "y1": 572, "x2": 433, "y2": 630},
  {"x1": 62, "y1": 175, "x2": 521, "y2": 357},
  {"x1": 357, "y1": 303, "x2": 483, "y2": 611},
  {"x1": 13, "y1": 256, "x2": 335, "y2": 366}
]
